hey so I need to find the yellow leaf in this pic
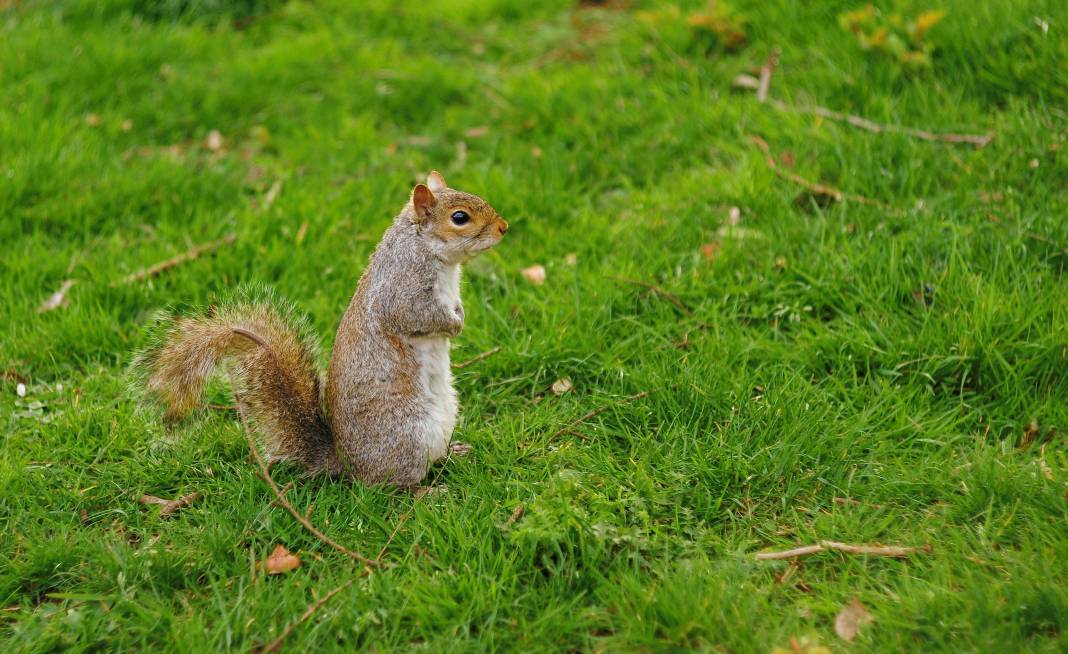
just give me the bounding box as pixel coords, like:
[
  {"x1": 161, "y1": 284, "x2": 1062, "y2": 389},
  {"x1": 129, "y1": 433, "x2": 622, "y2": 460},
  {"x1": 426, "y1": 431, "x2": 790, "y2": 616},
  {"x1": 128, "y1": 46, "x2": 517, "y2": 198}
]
[{"x1": 914, "y1": 9, "x2": 947, "y2": 39}]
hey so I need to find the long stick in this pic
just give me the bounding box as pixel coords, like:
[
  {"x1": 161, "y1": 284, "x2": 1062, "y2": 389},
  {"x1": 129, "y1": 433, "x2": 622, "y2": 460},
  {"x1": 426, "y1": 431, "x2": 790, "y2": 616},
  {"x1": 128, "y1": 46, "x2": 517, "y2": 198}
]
[
  {"x1": 754, "y1": 540, "x2": 931, "y2": 560},
  {"x1": 453, "y1": 346, "x2": 501, "y2": 369},
  {"x1": 116, "y1": 233, "x2": 237, "y2": 285},
  {"x1": 545, "y1": 391, "x2": 651, "y2": 445},
  {"x1": 769, "y1": 99, "x2": 993, "y2": 148},
  {"x1": 747, "y1": 135, "x2": 892, "y2": 211},
  {"x1": 260, "y1": 579, "x2": 356, "y2": 653}
]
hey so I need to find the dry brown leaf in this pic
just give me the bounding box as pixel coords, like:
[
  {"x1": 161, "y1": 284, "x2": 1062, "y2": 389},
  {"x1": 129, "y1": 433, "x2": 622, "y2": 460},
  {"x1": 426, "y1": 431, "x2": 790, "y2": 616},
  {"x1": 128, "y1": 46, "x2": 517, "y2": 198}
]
[
  {"x1": 204, "y1": 129, "x2": 224, "y2": 152},
  {"x1": 262, "y1": 180, "x2": 283, "y2": 211},
  {"x1": 265, "y1": 544, "x2": 301, "y2": 574},
  {"x1": 464, "y1": 126, "x2": 490, "y2": 138},
  {"x1": 834, "y1": 597, "x2": 873, "y2": 641},
  {"x1": 521, "y1": 264, "x2": 546, "y2": 285},
  {"x1": 732, "y1": 73, "x2": 760, "y2": 90},
  {"x1": 37, "y1": 279, "x2": 76, "y2": 313},
  {"x1": 551, "y1": 378, "x2": 573, "y2": 395},
  {"x1": 700, "y1": 242, "x2": 721, "y2": 261}
]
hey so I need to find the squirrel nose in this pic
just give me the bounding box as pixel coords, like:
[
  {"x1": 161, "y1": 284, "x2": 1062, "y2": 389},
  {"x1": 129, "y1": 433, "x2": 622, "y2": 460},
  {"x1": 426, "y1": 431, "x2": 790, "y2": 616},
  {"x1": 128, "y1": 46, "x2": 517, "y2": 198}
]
[{"x1": 497, "y1": 219, "x2": 509, "y2": 236}]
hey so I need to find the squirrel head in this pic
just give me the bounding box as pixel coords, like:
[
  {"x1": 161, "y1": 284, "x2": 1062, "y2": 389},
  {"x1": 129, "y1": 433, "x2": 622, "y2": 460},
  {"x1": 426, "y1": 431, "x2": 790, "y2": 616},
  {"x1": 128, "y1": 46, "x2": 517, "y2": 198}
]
[{"x1": 409, "y1": 171, "x2": 508, "y2": 264}]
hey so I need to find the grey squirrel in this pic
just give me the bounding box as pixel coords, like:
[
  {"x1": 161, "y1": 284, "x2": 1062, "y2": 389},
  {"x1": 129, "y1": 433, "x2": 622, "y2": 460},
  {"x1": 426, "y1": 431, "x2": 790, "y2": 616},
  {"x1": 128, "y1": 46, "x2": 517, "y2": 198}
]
[{"x1": 133, "y1": 171, "x2": 508, "y2": 487}]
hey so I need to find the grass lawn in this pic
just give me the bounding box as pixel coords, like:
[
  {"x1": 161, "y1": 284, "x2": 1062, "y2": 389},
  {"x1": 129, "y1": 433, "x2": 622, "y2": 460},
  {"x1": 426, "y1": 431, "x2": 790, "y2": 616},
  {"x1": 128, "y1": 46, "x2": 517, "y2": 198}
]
[{"x1": 2, "y1": 0, "x2": 1067, "y2": 651}]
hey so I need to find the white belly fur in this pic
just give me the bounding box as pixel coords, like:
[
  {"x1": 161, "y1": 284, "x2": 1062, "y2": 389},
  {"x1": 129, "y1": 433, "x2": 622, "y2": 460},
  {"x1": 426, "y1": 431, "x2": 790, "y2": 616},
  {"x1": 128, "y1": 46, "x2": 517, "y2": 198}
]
[{"x1": 408, "y1": 264, "x2": 461, "y2": 462}]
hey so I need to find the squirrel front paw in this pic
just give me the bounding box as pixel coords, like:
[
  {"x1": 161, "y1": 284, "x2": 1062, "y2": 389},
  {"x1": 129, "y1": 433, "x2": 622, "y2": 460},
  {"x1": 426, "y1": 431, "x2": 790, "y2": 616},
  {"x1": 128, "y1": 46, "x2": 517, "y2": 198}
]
[{"x1": 445, "y1": 304, "x2": 464, "y2": 337}]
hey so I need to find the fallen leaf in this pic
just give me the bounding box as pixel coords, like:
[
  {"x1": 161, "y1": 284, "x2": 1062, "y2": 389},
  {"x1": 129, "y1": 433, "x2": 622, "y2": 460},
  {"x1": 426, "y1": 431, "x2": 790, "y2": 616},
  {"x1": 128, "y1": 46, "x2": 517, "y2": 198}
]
[
  {"x1": 913, "y1": 9, "x2": 946, "y2": 39},
  {"x1": 37, "y1": 279, "x2": 76, "y2": 313},
  {"x1": 521, "y1": 264, "x2": 546, "y2": 286},
  {"x1": 464, "y1": 126, "x2": 490, "y2": 138},
  {"x1": 261, "y1": 180, "x2": 283, "y2": 211},
  {"x1": 1019, "y1": 420, "x2": 1040, "y2": 449},
  {"x1": 732, "y1": 73, "x2": 760, "y2": 90},
  {"x1": 551, "y1": 378, "x2": 573, "y2": 395},
  {"x1": 700, "y1": 242, "x2": 721, "y2": 261},
  {"x1": 264, "y1": 544, "x2": 301, "y2": 574},
  {"x1": 834, "y1": 597, "x2": 873, "y2": 642},
  {"x1": 204, "y1": 129, "x2": 223, "y2": 152}
]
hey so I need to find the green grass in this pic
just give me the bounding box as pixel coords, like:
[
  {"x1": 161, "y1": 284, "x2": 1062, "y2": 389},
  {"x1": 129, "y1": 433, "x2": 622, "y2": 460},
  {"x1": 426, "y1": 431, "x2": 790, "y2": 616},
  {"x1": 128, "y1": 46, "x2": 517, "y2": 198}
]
[{"x1": 2, "y1": 0, "x2": 1067, "y2": 651}]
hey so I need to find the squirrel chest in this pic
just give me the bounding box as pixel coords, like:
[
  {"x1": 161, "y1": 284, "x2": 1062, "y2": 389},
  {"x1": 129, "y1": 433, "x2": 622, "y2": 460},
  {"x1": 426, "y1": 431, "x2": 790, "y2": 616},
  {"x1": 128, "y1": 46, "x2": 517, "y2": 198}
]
[{"x1": 407, "y1": 264, "x2": 461, "y2": 461}]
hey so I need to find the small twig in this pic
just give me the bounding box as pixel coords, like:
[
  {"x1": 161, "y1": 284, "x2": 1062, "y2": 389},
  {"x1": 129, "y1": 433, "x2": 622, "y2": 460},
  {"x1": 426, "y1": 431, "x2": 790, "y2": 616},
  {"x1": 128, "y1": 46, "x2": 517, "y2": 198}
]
[
  {"x1": 756, "y1": 47, "x2": 780, "y2": 103},
  {"x1": 544, "y1": 390, "x2": 652, "y2": 446},
  {"x1": 160, "y1": 492, "x2": 201, "y2": 518},
  {"x1": 115, "y1": 234, "x2": 237, "y2": 286},
  {"x1": 988, "y1": 214, "x2": 1068, "y2": 255},
  {"x1": 609, "y1": 277, "x2": 692, "y2": 316},
  {"x1": 259, "y1": 578, "x2": 356, "y2": 653},
  {"x1": 452, "y1": 346, "x2": 501, "y2": 370},
  {"x1": 747, "y1": 135, "x2": 892, "y2": 211},
  {"x1": 754, "y1": 540, "x2": 931, "y2": 561},
  {"x1": 139, "y1": 492, "x2": 202, "y2": 518},
  {"x1": 769, "y1": 99, "x2": 993, "y2": 148}
]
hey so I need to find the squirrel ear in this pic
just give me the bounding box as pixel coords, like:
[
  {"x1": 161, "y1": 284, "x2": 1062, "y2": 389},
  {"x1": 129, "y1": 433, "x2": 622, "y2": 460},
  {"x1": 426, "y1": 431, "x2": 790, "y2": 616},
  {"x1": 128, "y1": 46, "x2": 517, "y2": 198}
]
[
  {"x1": 411, "y1": 183, "x2": 436, "y2": 222},
  {"x1": 426, "y1": 171, "x2": 447, "y2": 193}
]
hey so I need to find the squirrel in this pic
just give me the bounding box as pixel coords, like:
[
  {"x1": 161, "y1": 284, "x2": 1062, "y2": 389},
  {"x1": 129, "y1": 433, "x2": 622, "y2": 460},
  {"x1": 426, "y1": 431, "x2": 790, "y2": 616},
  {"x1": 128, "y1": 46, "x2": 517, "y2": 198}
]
[{"x1": 133, "y1": 171, "x2": 508, "y2": 488}]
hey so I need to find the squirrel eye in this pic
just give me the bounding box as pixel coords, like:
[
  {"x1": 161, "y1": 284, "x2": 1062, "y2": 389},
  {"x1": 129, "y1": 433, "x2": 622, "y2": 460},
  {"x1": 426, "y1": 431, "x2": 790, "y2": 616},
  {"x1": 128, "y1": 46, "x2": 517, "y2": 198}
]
[{"x1": 450, "y1": 211, "x2": 470, "y2": 225}]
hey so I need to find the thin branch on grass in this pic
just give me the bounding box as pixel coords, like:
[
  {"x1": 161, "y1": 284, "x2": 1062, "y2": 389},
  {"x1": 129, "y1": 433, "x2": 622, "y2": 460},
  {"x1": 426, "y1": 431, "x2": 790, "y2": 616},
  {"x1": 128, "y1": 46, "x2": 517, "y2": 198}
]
[
  {"x1": 768, "y1": 99, "x2": 993, "y2": 148},
  {"x1": 139, "y1": 492, "x2": 202, "y2": 518},
  {"x1": 232, "y1": 392, "x2": 378, "y2": 568},
  {"x1": 754, "y1": 540, "x2": 932, "y2": 561},
  {"x1": 259, "y1": 579, "x2": 357, "y2": 653},
  {"x1": 453, "y1": 346, "x2": 501, "y2": 369},
  {"x1": 115, "y1": 234, "x2": 237, "y2": 286},
  {"x1": 747, "y1": 135, "x2": 893, "y2": 211},
  {"x1": 544, "y1": 390, "x2": 652, "y2": 446},
  {"x1": 609, "y1": 277, "x2": 693, "y2": 316},
  {"x1": 260, "y1": 446, "x2": 457, "y2": 652}
]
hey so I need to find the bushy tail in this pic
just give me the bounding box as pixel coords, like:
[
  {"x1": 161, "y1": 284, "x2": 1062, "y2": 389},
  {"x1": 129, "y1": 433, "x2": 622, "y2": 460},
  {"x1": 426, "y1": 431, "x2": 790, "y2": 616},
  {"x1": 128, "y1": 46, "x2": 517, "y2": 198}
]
[{"x1": 131, "y1": 286, "x2": 341, "y2": 474}]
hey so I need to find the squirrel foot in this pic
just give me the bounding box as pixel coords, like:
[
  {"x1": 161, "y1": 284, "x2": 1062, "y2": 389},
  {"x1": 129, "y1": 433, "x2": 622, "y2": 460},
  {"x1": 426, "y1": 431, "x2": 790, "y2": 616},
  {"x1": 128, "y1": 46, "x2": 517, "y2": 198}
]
[{"x1": 448, "y1": 441, "x2": 472, "y2": 458}]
